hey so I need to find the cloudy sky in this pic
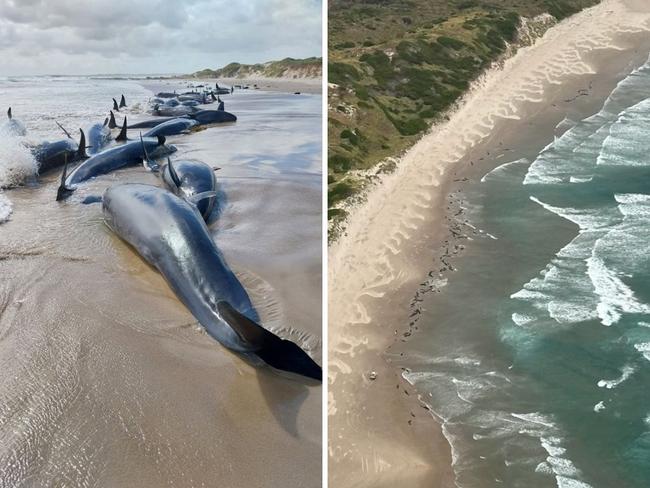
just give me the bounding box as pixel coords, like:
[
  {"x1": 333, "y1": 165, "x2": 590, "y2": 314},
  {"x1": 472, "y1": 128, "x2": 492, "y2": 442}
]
[{"x1": 0, "y1": 0, "x2": 321, "y2": 75}]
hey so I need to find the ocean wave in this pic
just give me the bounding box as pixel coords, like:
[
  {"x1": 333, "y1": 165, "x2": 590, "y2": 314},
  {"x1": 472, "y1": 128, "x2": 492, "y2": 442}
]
[
  {"x1": 480, "y1": 158, "x2": 529, "y2": 183},
  {"x1": 0, "y1": 128, "x2": 38, "y2": 189},
  {"x1": 597, "y1": 364, "x2": 637, "y2": 389},
  {"x1": 0, "y1": 192, "x2": 13, "y2": 224}
]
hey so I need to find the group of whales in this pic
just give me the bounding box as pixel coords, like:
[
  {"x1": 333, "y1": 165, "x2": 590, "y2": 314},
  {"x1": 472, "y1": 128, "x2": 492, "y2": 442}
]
[{"x1": 4, "y1": 86, "x2": 322, "y2": 382}]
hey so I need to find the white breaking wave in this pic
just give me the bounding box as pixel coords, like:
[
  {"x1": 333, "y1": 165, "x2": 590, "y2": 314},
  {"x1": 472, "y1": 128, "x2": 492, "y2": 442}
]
[
  {"x1": 0, "y1": 192, "x2": 13, "y2": 224},
  {"x1": 597, "y1": 364, "x2": 636, "y2": 389},
  {"x1": 480, "y1": 158, "x2": 529, "y2": 183},
  {"x1": 0, "y1": 127, "x2": 38, "y2": 189}
]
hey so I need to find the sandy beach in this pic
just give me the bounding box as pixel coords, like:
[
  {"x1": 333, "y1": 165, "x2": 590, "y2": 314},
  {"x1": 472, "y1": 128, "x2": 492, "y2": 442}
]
[
  {"x1": 328, "y1": 1, "x2": 650, "y2": 486},
  {"x1": 0, "y1": 79, "x2": 322, "y2": 486}
]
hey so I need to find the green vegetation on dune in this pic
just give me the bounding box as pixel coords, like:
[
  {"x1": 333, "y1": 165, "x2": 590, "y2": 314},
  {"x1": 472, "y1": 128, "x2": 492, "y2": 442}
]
[
  {"x1": 328, "y1": 0, "x2": 600, "y2": 226},
  {"x1": 190, "y1": 57, "x2": 322, "y2": 79}
]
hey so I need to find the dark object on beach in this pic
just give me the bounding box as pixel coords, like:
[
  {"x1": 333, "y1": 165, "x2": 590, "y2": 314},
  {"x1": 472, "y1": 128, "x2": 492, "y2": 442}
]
[
  {"x1": 32, "y1": 129, "x2": 88, "y2": 174},
  {"x1": 294, "y1": 92, "x2": 301, "y2": 95},
  {"x1": 102, "y1": 183, "x2": 322, "y2": 381}
]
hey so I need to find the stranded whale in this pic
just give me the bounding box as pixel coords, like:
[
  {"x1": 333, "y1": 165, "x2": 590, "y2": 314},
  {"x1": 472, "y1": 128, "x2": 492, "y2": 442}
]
[
  {"x1": 102, "y1": 183, "x2": 321, "y2": 381},
  {"x1": 57, "y1": 135, "x2": 176, "y2": 200}
]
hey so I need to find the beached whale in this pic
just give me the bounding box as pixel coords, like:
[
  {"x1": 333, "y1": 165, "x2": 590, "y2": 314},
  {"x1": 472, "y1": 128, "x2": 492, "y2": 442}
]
[
  {"x1": 143, "y1": 117, "x2": 199, "y2": 138},
  {"x1": 192, "y1": 109, "x2": 236, "y2": 124},
  {"x1": 102, "y1": 183, "x2": 321, "y2": 381},
  {"x1": 154, "y1": 105, "x2": 195, "y2": 117},
  {"x1": 128, "y1": 116, "x2": 189, "y2": 129},
  {"x1": 161, "y1": 158, "x2": 218, "y2": 220},
  {"x1": 87, "y1": 119, "x2": 112, "y2": 155},
  {"x1": 3, "y1": 107, "x2": 26, "y2": 136},
  {"x1": 32, "y1": 129, "x2": 88, "y2": 174},
  {"x1": 156, "y1": 92, "x2": 177, "y2": 98},
  {"x1": 56, "y1": 135, "x2": 176, "y2": 200}
]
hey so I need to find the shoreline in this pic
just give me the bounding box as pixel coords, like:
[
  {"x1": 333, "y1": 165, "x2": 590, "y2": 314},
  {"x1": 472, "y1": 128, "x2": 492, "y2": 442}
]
[
  {"x1": 140, "y1": 76, "x2": 321, "y2": 95},
  {"x1": 328, "y1": 1, "x2": 650, "y2": 487}
]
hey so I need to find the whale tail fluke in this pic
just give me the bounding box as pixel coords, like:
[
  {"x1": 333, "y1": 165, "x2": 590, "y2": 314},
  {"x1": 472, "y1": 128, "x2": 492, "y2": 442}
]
[
  {"x1": 112, "y1": 98, "x2": 119, "y2": 111},
  {"x1": 116, "y1": 117, "x2": 127, "y2": 141},
  {"x1": 119, "y1": 94, "x2": 127, "y2": 108},
  {"x1": 217, "y1": 301, "x2": 322, "y2": 381},
  {"x1": 108, "y1": 111, "x2": 117, "y2": 129},
  {"x1": 77, "y1": 129, "x2": 88, "y2": 159}
]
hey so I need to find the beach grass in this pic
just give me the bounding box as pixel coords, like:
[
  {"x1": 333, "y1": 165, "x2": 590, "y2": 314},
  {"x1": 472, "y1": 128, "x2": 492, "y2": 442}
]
[{"x1": 328, "y1": 0, "x2": 599, "y2": 225}]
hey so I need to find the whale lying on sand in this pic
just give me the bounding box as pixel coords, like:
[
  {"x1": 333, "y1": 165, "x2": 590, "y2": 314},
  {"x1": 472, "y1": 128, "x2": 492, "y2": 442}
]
[
  {"x1": 143, "y1": 118, "x2": 199, "y2": 138},
  {"x1": 102, "y1": 183, "x2": 321, "y2": 381},
  {"x1": 161, "y1": 158, "x2": 218, "y2": 221},
  {"x1": 3, "y1": 107, "x2": 27, "y2": 136},
  {"x1": 32, "y1": 129, "x2": 88, "y2": 174},
  {"x1": 57, "y1": 135, "x2": 176, "y2": 200},
  {"x1": 128, "y1": 116, "x2": 190, "y2": 129},
  {"x1": 192, "y1": 109, "x2": 237, "y2": 124}
]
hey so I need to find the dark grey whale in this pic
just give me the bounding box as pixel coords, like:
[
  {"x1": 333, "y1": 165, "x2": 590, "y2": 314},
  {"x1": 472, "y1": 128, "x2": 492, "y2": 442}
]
[
  {"x1": 56, "y1": 136, "x2": 176, "y2": 200},
  {"x1": 161, "y1": 158, "x2": 218, "y2": 220},
  {"x1": 33, "y1": 129, "x2": 87, "y2": 174},
  {"x1": 101, "y1": 183, "x2": 321, "y2": 381},
  {"x1": 192, "y1": 109, "x2": 237, "y2": 124},
  {"x1": 143, "y1": 117, "x2": 199, "y2": 138},
  {"x1": 128, "y1": 116, "x2": 189, "y2": 129}
]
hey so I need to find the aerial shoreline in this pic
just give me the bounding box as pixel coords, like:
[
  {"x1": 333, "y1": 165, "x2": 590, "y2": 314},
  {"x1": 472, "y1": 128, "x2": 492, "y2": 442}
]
[{"x1": 328, "y1": 1, "x2": 650, "y2": 487}]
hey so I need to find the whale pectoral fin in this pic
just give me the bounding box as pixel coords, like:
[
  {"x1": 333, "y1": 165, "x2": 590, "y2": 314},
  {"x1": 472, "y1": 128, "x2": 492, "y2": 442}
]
[
  {"x1": 187, "y1": 191, "x2": 217, "y2": 206},
  {"x1": 140, "y1": 133, "x2": 159, "y2": 172},
  {"x1": 216, "y1": 301, "x2": 322, "y2": 382},
  {"x1": 167, "y1": 158, "x2": 182, "y2": 187}
]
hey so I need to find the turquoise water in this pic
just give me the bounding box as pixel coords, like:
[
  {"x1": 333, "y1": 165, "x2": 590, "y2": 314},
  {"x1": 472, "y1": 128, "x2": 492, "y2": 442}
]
[{"x1": 398, "y1": 58, "x2": 650, "y2": 487}]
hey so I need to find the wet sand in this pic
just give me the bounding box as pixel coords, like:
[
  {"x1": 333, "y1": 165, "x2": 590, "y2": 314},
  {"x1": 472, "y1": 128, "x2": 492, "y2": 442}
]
[
  {"x1": 0, "y1": 85, "x2": 322, "y2": 486},
  {"x1": 328, "y1": 1, "x2": 650, "y2": 486}
]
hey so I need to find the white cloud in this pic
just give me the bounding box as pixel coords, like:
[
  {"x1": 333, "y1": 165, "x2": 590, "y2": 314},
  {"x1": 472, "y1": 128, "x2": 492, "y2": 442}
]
[{"x1": 0, "y1": 0, "x2": 321, "y2": 75}]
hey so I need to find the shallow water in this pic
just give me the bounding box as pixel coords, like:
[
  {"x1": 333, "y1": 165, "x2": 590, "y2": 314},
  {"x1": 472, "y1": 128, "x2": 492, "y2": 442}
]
[
  {"x1": 398, "y1": 57, "x2": 650, "y2": 487},
  {"x1": 0, "y1": 77, "x2": 321, "y2": 487}
]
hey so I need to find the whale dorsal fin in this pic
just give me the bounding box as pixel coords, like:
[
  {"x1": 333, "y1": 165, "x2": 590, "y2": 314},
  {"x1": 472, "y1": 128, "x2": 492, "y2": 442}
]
[
  {"x1": 116, "y1": 117, "x2": 127, "y2": 141},
  {"x1": 119, "y1": 94, "x2": 126, "y2": 108},
  {"x1": 7, "y1": 107, "x2": 11, "y2": 119},
  {"x1": 217, "y1": 101, "x2": 224, "y2": 111},
  {"x1": 216, "y1": 301, "x2": 267, "y2": 349},
  {"x1": 112, "y1": 98, "x2": 119, "y2": 111},
  {"x1": 188, "y1": 191, "x2": 217, "y2": 205},
  {"x1": 103, "y1": 117, "x2": 108, "y2": 126},
  {"x1": 156, "y1": 135, "x2": 166, "y2": 146},
  {"x1": 109, "y1": 111, "x2": 116, "y2": 129},
  {"x1": 77, "y1": 129, "x2": 88, "y2": 159},
  {"x1": 167, "y1": 157, "x2": 181, "y2": 187}
]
